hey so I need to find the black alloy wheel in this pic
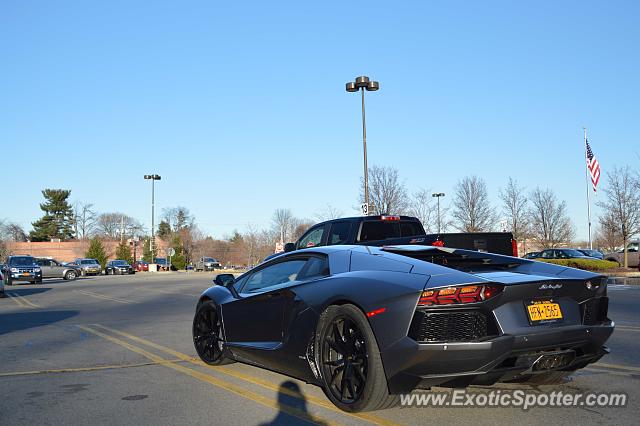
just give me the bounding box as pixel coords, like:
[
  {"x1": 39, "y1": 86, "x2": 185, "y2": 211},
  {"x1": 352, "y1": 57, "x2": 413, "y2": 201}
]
[
  {"x1": 316, "y1": 304, "x2": 398, "y2": 412},
  {"x1": 192, "y1": 301, "x2": 232, "y2": 365},
  {"x1": 322, "y1": 316, "x2": 368, "y2": 404}
]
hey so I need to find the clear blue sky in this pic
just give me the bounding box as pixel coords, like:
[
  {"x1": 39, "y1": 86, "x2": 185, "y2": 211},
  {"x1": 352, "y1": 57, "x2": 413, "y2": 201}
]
[{"x1": 2, "y1": 1, "x2": 638, "y2": 240}]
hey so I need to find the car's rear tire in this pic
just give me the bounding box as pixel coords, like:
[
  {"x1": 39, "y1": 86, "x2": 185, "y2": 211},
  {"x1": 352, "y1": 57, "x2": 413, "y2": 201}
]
[
  {"x1": 65, "y1": 270, "x2": 77, "y2": 281},
  {"x1": 192, "y1": 300, "x2": 234, "y2": 365},
  {"x1": 315, "y1": 304, "x2": 398, "y2": 412}
]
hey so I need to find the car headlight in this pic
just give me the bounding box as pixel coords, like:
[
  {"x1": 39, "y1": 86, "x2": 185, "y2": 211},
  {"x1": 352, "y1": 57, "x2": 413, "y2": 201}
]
[
  {"x1": 10, "y1": 267, "x2": 18, "y2": 272},
  {"x1": 34, "y1": 268, "x2": 41, "y2": 273}
]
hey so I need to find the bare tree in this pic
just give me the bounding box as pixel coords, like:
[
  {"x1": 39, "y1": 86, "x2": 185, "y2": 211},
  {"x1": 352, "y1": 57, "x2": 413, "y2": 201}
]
[
  {"x1": 452, "y1": 176, "x2": 496, "y2": 232},
  {"x1": 528, "y1": 187, "x2": 574, "y2": 248},
  {"x1": 360, "y1": 165, "x2": 409, "y2": 215},
  {"x1": 594, "y1": 210, "x2": 623, "y2": 252},
  {"x1": 272, "y1": 208, "x2": 294, "y2": 242},
  {"x1": 596, "y1": 166, "x2": 640, "y2": 267},
  {"x1": 314, "y1": 204, "x2": 344, "y2": 222},
  {"x1": 408, "y1": 189, "x2": 437, "y2": 233},
  {"x1": 97, "y1": 213, "x2": 144, "y2": 239},
  {"x1": 499, "y1": 178, "x2": 529, "y2": 241},
  {"x1": 0, "y1": 220, "x2": 28, "y2": 242},
  {"x1": 161, "y1": 207, "x2": 195, "y2": 232},
  {"x1": 73, "y1": 202, "x2": 97, "y2": 239}
]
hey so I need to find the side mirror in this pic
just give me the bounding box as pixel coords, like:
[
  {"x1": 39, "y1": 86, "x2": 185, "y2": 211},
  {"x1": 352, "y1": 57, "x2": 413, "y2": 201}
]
[
  {"x1": 284, "y1": 242, "x2": 296, "y2": 253},
  {"x1": 214, "y1": 273, "x2": 235, "y2": 288}
]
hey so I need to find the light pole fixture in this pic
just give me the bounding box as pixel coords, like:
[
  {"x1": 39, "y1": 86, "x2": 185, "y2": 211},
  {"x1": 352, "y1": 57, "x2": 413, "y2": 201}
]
[
  {"x1": 346, "y1": 75, "x2": 379, "y2": 215},
  {"x1": 144, "y1": 174, "x2": 161, "y2": 258},
  {"x1": 432, "y1": 192, "x2": 445, "y2": 233}
]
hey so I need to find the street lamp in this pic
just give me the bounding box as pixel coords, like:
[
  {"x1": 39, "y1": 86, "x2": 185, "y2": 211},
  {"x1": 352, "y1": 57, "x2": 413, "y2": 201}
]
[
  {"x1": 346, "y1": 75, "x2": 379, "y2": 215},
  {"x1": 144, "y1": 174, "x2": 161, "y2": 258},
  {"x1": 432, "y1": 193, "x2": 445, "y2": 233}
]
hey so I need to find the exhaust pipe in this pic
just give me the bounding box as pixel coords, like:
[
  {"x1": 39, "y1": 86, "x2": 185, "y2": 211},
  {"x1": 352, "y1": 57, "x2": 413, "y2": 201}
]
[{"x1": 531, "y1": 350, "x2": 576, "y2": 372}]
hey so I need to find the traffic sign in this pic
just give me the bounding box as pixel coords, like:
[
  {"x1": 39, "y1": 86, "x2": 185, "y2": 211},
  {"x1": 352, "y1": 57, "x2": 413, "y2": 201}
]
[
  {"x1": 167, "y1": 247, "x2": 176, "y2": 256},
  {"x1": 361, "y1": 203, "x2": 369, "y2": 216}
]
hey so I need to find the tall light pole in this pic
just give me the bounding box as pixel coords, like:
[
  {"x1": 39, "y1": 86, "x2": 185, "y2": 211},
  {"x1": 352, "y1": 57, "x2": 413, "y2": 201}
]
[
  {"x1": 432, "y1": 193, "x2": 445, "y2": 233},
  {"x1": 144, "y1": 174, "x2": 161, "y2": 258},
  {"x1": 346, "y1": 75, "x2": 379, "y2": 215}
]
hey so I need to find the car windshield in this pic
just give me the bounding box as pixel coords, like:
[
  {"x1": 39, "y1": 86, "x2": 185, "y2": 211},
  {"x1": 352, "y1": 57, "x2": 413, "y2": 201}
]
[
  {"x1": 113, "y1": 260, "x2": 128, "y2": 266},
  {"x1": 563, "y1": 249, "x2": 586, "y2": 257},
  {"x1": 204, "y1": 258, "x2": 216, "y2": 262},
  {"x1": 81, "y1": 260, "x2": 99, "y2": 265},
  {"x1": 10, "y1": 256, "x2": 36, "y2": 266}
]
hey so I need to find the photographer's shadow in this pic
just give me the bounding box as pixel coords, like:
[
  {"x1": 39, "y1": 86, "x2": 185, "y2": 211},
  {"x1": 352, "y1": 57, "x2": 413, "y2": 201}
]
[{"x1": 259, "y1": 380, "x2": 327, "y2": 426}]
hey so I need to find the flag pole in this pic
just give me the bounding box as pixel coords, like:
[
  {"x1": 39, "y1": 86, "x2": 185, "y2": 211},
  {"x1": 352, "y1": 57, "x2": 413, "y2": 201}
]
[{"x1": 584, "y1": 127, "x2": 592, "y2": 250}]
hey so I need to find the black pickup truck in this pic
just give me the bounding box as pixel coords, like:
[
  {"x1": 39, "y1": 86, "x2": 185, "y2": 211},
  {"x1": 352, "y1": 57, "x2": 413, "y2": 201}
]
[{"x1": 275, "y1": 215, "x2": 517, "y2": 258}]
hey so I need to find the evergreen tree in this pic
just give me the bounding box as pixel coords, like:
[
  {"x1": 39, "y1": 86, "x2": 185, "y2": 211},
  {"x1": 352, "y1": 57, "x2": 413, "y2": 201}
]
[
  {"x1": 157, "y1": 221, "x2": 172, "y2": 240},
  {"x1": 115, "y1": 240, "x2": 133, "y2": 264},
  {"x1": 141, "y1": 237, "x2": 153, "y2": 262},
  {"x1": 169, "y1": 234, "x2": 186, "y2": 270},
  {"x1": 85, "y1": 237, "x2": 108, "y2": 269},
  {"x1": 30, "y1": 189, "x2": 75, "y2": 241}
]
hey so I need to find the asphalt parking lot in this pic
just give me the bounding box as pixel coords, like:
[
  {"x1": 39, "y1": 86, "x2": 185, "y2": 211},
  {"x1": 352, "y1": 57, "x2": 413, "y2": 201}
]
[{"x1": 1, "y1": 273, "x2": 638, "y2": 425}]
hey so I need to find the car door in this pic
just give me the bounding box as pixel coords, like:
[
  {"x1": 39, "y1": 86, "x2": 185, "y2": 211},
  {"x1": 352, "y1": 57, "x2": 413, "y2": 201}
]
[
  {"x1": 222, "y1": 258, "x2": 309, "y2": 349},
  {"x1": 37, "y1": 259, "x2": 54, "y2": 278},
  {"x1": 51, "y1": 260, "x2": 65, "y2": 278}
]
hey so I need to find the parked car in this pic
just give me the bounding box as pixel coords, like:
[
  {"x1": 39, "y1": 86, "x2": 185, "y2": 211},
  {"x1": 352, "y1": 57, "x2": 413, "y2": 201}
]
[
  {"x1": 604, "y1": 241, "x2": 639, "y2": 267},
  {"x1": 577, "y1": 249, "x2": 604, "y2": 260},
  {"x1": 73, "y1": 258, "x2": 102, "y2": 276},
  {"x1": 105, "y1": 260, "x2": 135, "y2": 275},
  {"x1": 154, "y1": 258, "x2": 176, "y2": 271},
  {"x1": 522, "y1": 251, "x2": 541, "y2": 259},
  {"x1": 35, "y1": 257, "x2": 81, "y2": 281},
  {"x1": 133, "y1": 261, "x2": 149, "y2": 272},
  {"x1": 195, "y1": 257, "x2": 221, "y2": 271},
  {"x1": 2, "y1": 255, "x2": 42, "y2": 285},
  {"x1": 539, "y1": 249, "x2": 592, "y2": 260},
  {"x1": 193, "y1": 245, "x2": 613, "y2": 412}
]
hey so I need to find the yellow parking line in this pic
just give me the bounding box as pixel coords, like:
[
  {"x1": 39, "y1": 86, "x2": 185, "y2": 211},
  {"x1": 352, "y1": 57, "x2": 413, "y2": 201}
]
[
  {"x1": 10, "y1": 293, "x2": 40, "y2": 308},
  {"x1": 93, "y1": 324, "x2": 400, "y2": 426},
  {"x1": 6, "y1": 293, "x2": 28, "y2": 308},
  {"x1": 584, "y1": 367, "x2": 637, "y2": 378},
  {"x1": 78, "y1": 325, "x2": 335, "y2": 426},
  {"x1": 615, "y1": 326, "x2": 640, "y2": 332},
  {"x1": 593, "y1": 362, "x2": 640, "y2": 373},
  {"x1": 76, "y1": 290, "x2": 134, "y2": 304},
  {"x1": 0, "y1": 359, "x2": 184, "y2": 377}
]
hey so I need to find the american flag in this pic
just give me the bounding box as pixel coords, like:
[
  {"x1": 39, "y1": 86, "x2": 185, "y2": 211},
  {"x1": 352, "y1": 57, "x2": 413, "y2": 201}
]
[{"x1": 586, "y1": 139, "x2": 601, "y2": 192}]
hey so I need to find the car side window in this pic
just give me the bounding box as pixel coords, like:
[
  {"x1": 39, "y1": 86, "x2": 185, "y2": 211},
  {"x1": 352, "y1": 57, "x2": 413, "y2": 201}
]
[
  {"x1": 328, "y1": 222, "x2": 351, "y2": 245},
  {"x1": 541, "y1": 250, "x2": 553, "y2": 259},
  {"x1": 298, "y1": 256, "x2": 329, "y2": 280},
  {"x1": 241, "y1": 260, "x2": 307, "y2": 294},
  {"x1": 298, "y1": 227, "x2": 325, "y2": 249}
]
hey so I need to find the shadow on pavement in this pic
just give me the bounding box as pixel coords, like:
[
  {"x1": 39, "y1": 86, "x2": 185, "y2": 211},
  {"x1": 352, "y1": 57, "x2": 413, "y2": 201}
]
[
  {"x1": 4, "y1": 287, "x2": 52, "y2": 297},
  {"x1": 0, "y1": 310, "x2": 79, "y2": 336},
  {"x1": 259, "y1": 380, "x2": 327, "y2": 426}
]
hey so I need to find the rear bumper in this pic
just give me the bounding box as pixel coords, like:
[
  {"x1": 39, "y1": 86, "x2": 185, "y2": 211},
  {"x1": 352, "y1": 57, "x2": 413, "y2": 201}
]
[{"x1": 383, "y1": 321, "x2": 614, "y2": 394}]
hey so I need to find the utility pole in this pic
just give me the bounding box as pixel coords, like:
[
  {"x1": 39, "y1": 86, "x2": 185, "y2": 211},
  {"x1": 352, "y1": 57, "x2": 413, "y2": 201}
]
[{"x1": 432, "y1": 193, "x2": 445, "y2": 233}]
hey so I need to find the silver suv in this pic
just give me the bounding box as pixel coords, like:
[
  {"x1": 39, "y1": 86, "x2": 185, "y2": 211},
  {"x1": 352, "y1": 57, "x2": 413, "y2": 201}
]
[
  {"x1": 35, "y1": 258, "x2": 81, "y2": 281},
  {"x1": 73, "y1": 258, "x2": 102, "y2": 276},
  {"x1": 604, "y1": 241, "x2": 639, "y2": 267}
]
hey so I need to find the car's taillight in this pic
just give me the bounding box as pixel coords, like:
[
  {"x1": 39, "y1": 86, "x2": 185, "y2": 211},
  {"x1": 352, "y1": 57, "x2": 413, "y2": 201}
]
[
  {"x1": 380, "y1": 215, "x2": 400, "y2": 221},
  {"x1": 418, "y1": 284, "x2": 503, "y2": 306},
  {"x1": 431, "y1": 239, "x2": 444, "y2": 247},
  {"x1": 512, "y1": 239, "x2": 518, "y2": 257}
]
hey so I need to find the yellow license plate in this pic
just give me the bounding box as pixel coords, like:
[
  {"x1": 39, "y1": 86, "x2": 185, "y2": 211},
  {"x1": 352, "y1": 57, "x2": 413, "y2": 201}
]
[
  {"x1": 22, "y1": 272, "x2": 30, "y2": 276},
  {"x1": 527, "y1": 301, "x2": 563, "y2": 322}
]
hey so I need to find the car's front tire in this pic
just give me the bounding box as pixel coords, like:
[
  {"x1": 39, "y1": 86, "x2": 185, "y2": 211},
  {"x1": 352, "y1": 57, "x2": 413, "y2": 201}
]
[
  {"x1": 5, "y1": 276, "x2": 12, "y2": 286},
  {"x1": 65, "y1": 270, "x2": 77, "y2": 281},
  {"x1": 192, "y1": 300, "x2": 234, "y2": 365},
  {"x1": 315, "y1": 304, "x2": 398, "y2": 412}
]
